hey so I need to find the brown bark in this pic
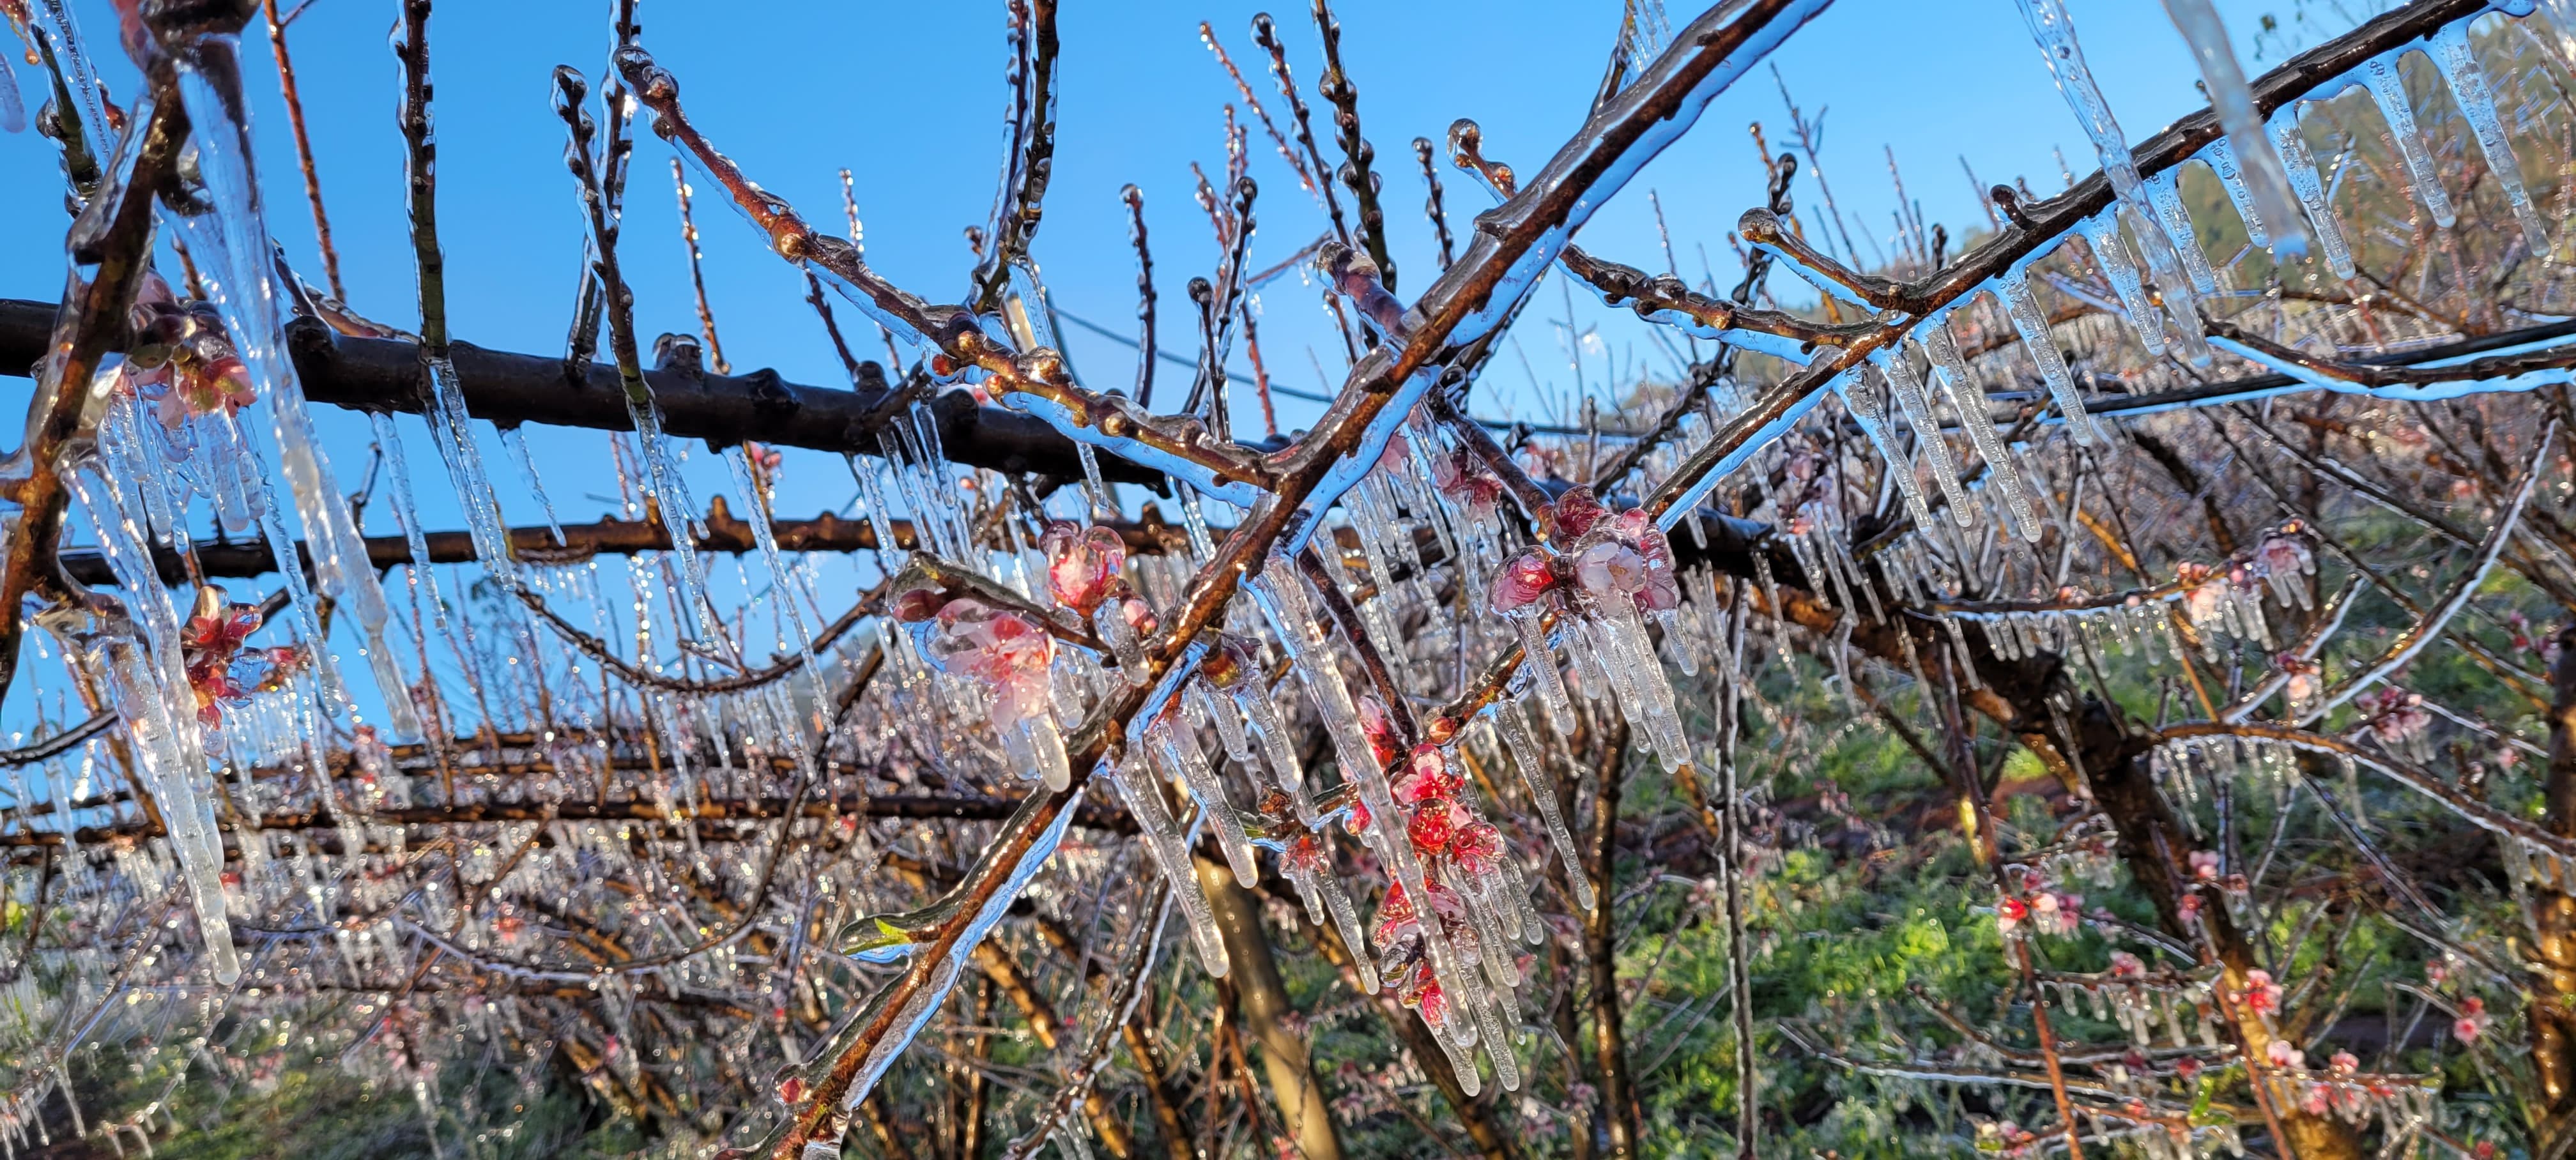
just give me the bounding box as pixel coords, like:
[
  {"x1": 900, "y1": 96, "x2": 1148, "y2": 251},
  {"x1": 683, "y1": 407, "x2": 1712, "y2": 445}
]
[
  {"x1": 1196, "y1": 857, "x2": 1343, "y2": 1160},
  {"x1": 1584, "y1": 722, "x2": 1643, "y2": 1159},
  {"x1": 2532, "y1": 626, "x2": 2576, "y2": 1130}
]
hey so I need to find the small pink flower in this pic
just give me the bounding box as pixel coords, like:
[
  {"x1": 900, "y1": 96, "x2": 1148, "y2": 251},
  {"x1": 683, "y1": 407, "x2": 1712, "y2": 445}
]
[
  {"x1": 2108, "y1": 951, "x2": 2143, "y2": 979},
  {"x1": 2455, "y1": 996, "x2": 2490, "y2": 1042},
  {"x1": 1284, "y1": 834, "x2": 1330, "y2": 876},
  {"x1": 2253, "y1": 532, "x2": 2313, "y2": 579},
  {"x1": 1358, "y1": 696, "x2": 1402, "y2": 770},
  {"x1": 1407, "y1": 800, "x2": 1458, "y2": 857},
  {"x1": 919, "y1": 598, "x2": 1056, "y2": 721},
  {"x1": 1449, "y1": 821, "x2": 1503, "y2": 875},
  {"x1": 2243, "y1": 969, "x2": 2283, "y2": 1015},
  {"x1": 2189, "y1": 850, "x2": 2221, "y2": 881},
  {"x1": 1040, "y1": 521, "x2": 1127, "y2": 615},
  {"x1": 1574, "y1": 540, "x2": 1648, "y2": 600},
  {"x1": 1429, "y1": 448, "x2": 1503, "y2": 519},
  {"x1": 2328, "y1": 1051, "x2": 2359, "y2": 1075},
  {"x1": 2266, "y1": 1039, "x2": 2304, "y2": 1069},
  {"x1": 1490, "y1": 549, "x2": 1559, "y2": 613},
  {"x1": 1542, "y1": 485, "x2": 1606, "y2": 540},
  {"x1": 1394, "y1": 746, "x2": 1461, "y2": 804}
]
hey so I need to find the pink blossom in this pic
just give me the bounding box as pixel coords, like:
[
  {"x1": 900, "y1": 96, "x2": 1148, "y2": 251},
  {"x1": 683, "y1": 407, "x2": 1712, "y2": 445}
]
[
  {"x1": 2108, "y1": 951, "x2": 2144, "y2": 979},
  {"x1": 1406, "y1": 800, "x2": 1459, "y2": 856},
  {"x1": 1284, "y1": 834, "x2": 1330, "y2": 876},
  {"x1": 2266, "y1": 1039, "x2": 2304, "y2": 1069},
  {"x1": 2455, "y1": 996, "x2": 2490, "y2": 1042},
  {"x1": 1490, "y1": 549, "x2": 1559, "y2": 613},
  {"x1": 1542, "y1": 485, "x2": 1606, "y2": 540},
  {"x1": 2189, "y1": 850, "x2": 2221, "y2": 881},
  {"x1": 1429, "y1": 447, "x2": 1502, "y2": 519},
  {"x1": 1040, "y1": 521, "x2": 1127, "y2": 615},
  {"x1": 917, "y1": 598, "x2": 1056, "y2": 721},
  {"x1": 1358, "y1": 696, "x2": 1402, "y2": 770},
  {"x1": 2253, "y1": 531, "x2": 2313, "y2": 579},
  {"x1": 1394, "y1": 746, "x2": 1462, "y2": 804},
  {"x1": 1450, "y1": 822, "x2": 1504, "y2": 875},
  {"x1": 1574, "y1": 540, "x2": 1648, "y2": 600},
  {"x1": 2243, "y1": 969, "x2": 2283, "y2": 1015},
  {"x1": 1995, "y1": 894, "x2": 2028, "y2": 936},
  {"x1": 2361, "y1": 687, "x2": 2432, "y2": 747}
]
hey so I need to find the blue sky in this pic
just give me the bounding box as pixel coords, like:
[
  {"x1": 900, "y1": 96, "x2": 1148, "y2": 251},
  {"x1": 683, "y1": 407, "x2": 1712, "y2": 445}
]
[{"x1": 0, "y1": 0, "x2": 2348, "y2": 554}]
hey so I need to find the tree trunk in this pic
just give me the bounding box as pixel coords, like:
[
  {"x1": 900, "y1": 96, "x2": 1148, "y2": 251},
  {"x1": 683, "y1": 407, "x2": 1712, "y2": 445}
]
[
  {"x1": 2051, "y1": 691, "x2": 2361, "y2": 1160},
  {"x1": 1585, "y1": 723, "x2": 1643, "y2": 1159},
  {"x1": 1196, "y1": 856, "x2": 1344, "y2": 1160},
  {"x1": 2530, "y1": 627, "x2": 2576, "y2": 1137}
]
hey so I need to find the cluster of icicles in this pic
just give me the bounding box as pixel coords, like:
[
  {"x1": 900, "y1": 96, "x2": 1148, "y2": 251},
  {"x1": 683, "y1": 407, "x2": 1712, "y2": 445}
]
[
  {"x1": 865, "y1": 452, "x2": 1716, "y2": 1092},
  {"x1": 1647, "y1": 0, "x2": 2568, "y2": 549}
]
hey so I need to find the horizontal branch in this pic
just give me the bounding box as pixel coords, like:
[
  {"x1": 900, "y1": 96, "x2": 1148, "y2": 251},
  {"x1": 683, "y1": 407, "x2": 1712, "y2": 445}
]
[
  {"x1": 58, "y1": 499, "x2": 1199, "y2": 586},
  {"x1": 0, "y1": 792, "x2": 1139, "y2": 848},
  {"x1": 0, "y1": 296, "x2": 1163, "y2": 486}
]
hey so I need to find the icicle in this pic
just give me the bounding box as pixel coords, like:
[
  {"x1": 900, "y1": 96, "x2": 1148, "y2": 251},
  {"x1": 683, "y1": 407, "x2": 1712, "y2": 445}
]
[
  {"x1": 2201, "y1": 139, "x2": 2273, "y2": 248},
  {"x1": 634, "y1": 404, "x2": 724, "y2": 641},
  {"x1": 1994, "y1": 273, "x2": 2099, "y2": 444},
  {"x1": 2074, "y1": 217, "x2": 2169, "y2": 357},
  {"x1": 59, "y1": 473, "x2": 241, "y2": 984},
  {"x1": 2358, "y1": 51, "x2": 2457, "y2": 228},
  {"x1": 1832, "y1": 369, "x2": 1940, "y2": 526},
  {"x1": 2142, "y1": 170, "x2": 2220, "y2": 296},
  {"x1": 2014, "y1": 0, "x2": 2213, "y2": 367},
  {"x1": 27, "y1": 0, "x2": 107, "y2": 160},
  {"x1": 1188, "y1": 682, "x2": 1254, "y2": 764},
  {"x1": 1092, "y1": 600, "x2": 1151, "y2": 685},
  {"x1": 1246, "y1": 554, "x2": 1468, "y2": 1013},
  {"x1": 2266, "y1": 106, "x2": 2358, "y2": 280},
  {"x1": 1588, "y1": 595, "x2": 1692, "y2": 781},
  {"x1": 1236, "y1": 677, "x2": 1318, "y2": 823},
  {"x1": 1512, "y1": 609, "x2": 1578, "y2": 736},
  {"x1": 1871, "y1": 353, "x2": 1972, "y2": 523},
  {"x1": 1177, "y1": 487, "x2": 1219, "y2": 562},
  {"x1": 1154, "y1": 715, "x2": 1259, "y2": 886},
  {"x1": 2427, "y1": 24, "x2": 2550, "y2": 254},
  {"x1": 1491, "y1": 705, "x2": 1593, "y2": 910},
  {"x1": 1105, "y1": 761, "x2": 1230, "y2": 976},
  {"x1": 0, "y1": 51, "x2": 23, "y2": 135},
  {"x1": 848, "y1": 454, "x2": 908, "y2": 565},
  {"x1": 2163, "y1": 0, "x2": 2309, "y2": 258},
  {"x1": 498, "y1": 427, "x2": 568, "y2": 547},
  {"x1": 724, "y1": 449, "x2": 829, "y2": 714},
  {"x1": 1314, "y1": 866, "x2": 1378, "y2": 993}
]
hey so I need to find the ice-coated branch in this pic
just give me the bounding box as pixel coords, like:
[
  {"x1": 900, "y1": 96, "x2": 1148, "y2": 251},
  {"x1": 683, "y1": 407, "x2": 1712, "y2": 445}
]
[
  {"x1": 2208, "y1": 319, "x2": 2576, "y2": 397},
  {"x1": 56, "y1": 501, "x2": 1197, "y2": 588},
  {"x1": 1313, "y1": 0, "x2": 1393, "y2": 291},
  {"x1": 693, "y1": 3, "x2": 1827, "y2": 1149},
  {"x1": 1638, "y1": 0, "x2": 2500, "y2": 532},
  {"x1": 0, "y1": 72, "x2": 187, "y2": 717},
  {"x1": 1556, "y1": 240, "x2": 1878, "y2": 362},
  {"x1": 0, "y1": 791, "x2": 1140, "y2": 849},
  {"x1": 2298, "y1": 420, "x2": 2553, "y2": 724},
  {"x1": 0, "y1": 298, "x2": 1164, "y2": 485},
  {"x1": 616, "y1": 47, "x2": 1280, "y2": 505},
  {"x1": 970, "y1": 0, "x2": 1060, "y2": 316},
  {"x1": 2155, "y1": 721, "x2": 2576, "y2": 864}
]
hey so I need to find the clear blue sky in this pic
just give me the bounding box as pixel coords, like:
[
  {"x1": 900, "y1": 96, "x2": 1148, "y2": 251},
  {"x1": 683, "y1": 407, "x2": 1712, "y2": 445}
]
[{"x1": 0, "y1": 0, "x2": 2340, "y2": 561}]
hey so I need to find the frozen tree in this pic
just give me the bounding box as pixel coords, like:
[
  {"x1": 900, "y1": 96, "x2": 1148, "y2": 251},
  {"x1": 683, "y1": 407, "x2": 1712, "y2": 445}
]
[{"x1": 4, "y1": 0, "x2": 2576, "y2": 1157}]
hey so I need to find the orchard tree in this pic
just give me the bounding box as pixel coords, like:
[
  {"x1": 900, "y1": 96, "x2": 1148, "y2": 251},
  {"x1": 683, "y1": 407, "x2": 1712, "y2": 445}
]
[{"x1": 2, "y1": 0, "x2": 2575, "y2": 1157}]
